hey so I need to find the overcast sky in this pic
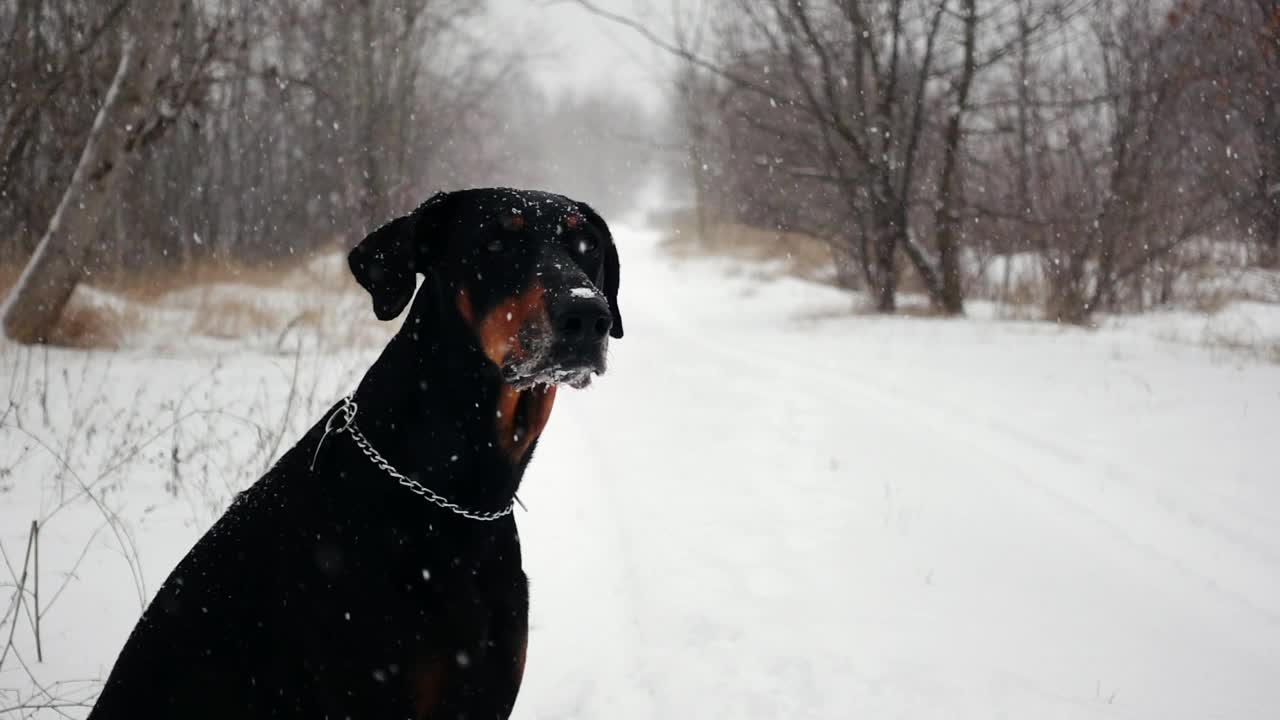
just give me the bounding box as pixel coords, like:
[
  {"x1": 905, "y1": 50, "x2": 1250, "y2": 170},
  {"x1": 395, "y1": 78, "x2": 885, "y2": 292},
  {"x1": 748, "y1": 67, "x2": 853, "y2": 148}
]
[{"x1": 486, "y1": 0, "x2": 674, "y2": 111}]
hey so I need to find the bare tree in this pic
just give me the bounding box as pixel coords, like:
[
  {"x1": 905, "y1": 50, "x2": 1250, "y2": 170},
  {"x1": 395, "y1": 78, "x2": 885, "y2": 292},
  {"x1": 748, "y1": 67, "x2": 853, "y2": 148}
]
[
  {"x1": 706, "y1": 0, "x2": 970, "y2": 313},
  {"x1": 1181, "y1": 0, "x2": 1280, "y2": 268},
  {"x1": 2, "y1": 0, "x2": 181, "y2": 343},
  {"x1": 0, "y1": 1, "x2": 519, "y2": 291},
  {"x1": 581, "y1": 0, "x2": 1090, "y2": 315},
  {"x1": 0, "y1": 1, "x2": 133, "y2": 259},
  {"x1": 670, "y1": 2, "x2": 719, "y2": 242},
  {"x1": 930, "y1": 0, "x2": 978, "y2": 313},
  {"x1": 962, "y1": 0, "x2": 1239, "y2": 322}
]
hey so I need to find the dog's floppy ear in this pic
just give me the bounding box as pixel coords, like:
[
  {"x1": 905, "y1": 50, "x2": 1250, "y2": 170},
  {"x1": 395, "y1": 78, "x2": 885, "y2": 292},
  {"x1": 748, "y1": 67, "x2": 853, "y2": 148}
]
[
  {"x1": 349, "y1": 192, "x2": 451, "y2": 321},
  {"x1": 576, "y1": 201, "x2": 623, "y2": 339}
]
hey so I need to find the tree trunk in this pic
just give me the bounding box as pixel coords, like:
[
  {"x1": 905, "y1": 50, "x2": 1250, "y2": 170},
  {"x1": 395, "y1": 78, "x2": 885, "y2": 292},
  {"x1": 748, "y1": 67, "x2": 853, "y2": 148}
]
[
  {"x1": 1254, "y1": 11, "x2": 1280, "y2": 268},
  {"x1": 858, "y1": 228, "x2": 876, "y2": 290},
  {"x1": 1262, "y1": 211, "x2": 1280, "y2": 269},
  {"x1": 1, "y1": 1, "x2": 180, "y2": 344},
  {"x1": 875, "y1": 242, "x2": 897, "y2": 312},
  {"x1": 932, "y1": 0, "x2": 976, "y2": 316},
  {"x1": 1258, "y1": 119, "x2": 1280, "y2": 268},
  {"x1": 1006, "y1": 0, "x2": 1033, "y2": 317},
  {"x1": 874, "y1": 212, "x2": 898, "y2": 313},
  {"x1": 831, "y1": 238, "x2": 862, "y2": 290},
  {"x1": 357, "y1": 1, "x2": 382, "y2": 229},
  {"x1": 1050, "y1": 247, "x2": 1092, "y2": 325}
]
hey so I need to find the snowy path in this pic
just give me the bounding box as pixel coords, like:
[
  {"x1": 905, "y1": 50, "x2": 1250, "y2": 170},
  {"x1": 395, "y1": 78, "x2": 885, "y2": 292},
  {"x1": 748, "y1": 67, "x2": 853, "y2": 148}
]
[
  {"x1": 517, "y1": 229, "x2": 1280, "y2": 719},
  {"x1": 3, "y1": 226, "x2": 1279, "y2": 718}
]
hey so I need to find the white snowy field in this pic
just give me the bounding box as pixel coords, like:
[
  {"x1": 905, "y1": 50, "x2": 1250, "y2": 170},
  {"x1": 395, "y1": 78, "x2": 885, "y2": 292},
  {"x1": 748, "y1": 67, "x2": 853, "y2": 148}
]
[{"x1": 2, "y1": 226, "x2": 1280, "y2": 718}]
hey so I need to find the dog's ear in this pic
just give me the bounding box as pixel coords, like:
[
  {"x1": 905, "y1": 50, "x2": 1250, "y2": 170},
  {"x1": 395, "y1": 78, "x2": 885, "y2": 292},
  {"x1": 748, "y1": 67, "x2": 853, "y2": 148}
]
[
  {"x1": 576, "y1": 201, "x2": 623, "y2": 339},
  {"x1": 349, "y1": 192, "x2": 451, "y2": 321}
]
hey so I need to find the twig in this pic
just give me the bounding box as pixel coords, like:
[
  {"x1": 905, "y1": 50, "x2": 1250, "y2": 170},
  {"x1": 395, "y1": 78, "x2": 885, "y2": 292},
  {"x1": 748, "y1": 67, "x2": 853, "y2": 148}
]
[
  {"x1": 274, "y1": 312, "x2": 308, "y2": 351},
  {"x1": 3, "y1": 427, "x2": 147, "y2": 609},
  {"x1": 0, "y1": 521, "x2": 36, "y2": 672},
  {"x1": 32, "y1": 520, "x2": 41, "y2": 663},
  {"x1": 262, "y1": 340, "x2": 303, "y2": 472},
  {"x1": 39, "y1": 522, "x2": 107, "y2": 619}
]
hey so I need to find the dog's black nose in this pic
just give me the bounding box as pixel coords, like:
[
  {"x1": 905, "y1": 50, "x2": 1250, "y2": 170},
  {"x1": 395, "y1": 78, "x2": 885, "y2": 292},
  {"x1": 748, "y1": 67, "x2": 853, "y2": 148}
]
[{"x1": 554, "y1": 298, "x2": 612, "y2": 345}]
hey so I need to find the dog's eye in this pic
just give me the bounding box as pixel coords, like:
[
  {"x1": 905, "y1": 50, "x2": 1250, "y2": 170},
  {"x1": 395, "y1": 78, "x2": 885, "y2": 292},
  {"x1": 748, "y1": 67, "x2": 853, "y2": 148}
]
[
  {"x1": 573, "y1": 236, "x2": 598, "y2": 255},
  {"x1": 486, "y1": 238, "x2": 504, "y2": 253}
]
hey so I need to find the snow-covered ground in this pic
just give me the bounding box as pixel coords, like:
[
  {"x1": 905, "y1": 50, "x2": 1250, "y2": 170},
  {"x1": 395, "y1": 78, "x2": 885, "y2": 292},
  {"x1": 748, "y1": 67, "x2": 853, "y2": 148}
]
[{"x1": 2, "y1": 226, "x2": 1279, "y2": 718}]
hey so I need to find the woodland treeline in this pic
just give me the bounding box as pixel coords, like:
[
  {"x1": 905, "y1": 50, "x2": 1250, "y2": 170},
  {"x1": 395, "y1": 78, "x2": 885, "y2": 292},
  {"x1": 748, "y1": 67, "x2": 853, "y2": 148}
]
[
  {"x1": 3, "y1": 0, "x2": 1278, "y2": 342},
  {"x1": 0, "y1": 0, "x2": 657, "y2": 341},
  {"x1": 650, "y1": 0, "x2": 1280, "y2": 321}
]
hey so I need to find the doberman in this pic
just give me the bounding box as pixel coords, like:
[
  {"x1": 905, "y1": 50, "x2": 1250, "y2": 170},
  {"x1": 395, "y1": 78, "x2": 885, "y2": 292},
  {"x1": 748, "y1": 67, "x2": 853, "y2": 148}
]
[{"x1": 87, "y1": 188, "x2": 623, "y2": 719}]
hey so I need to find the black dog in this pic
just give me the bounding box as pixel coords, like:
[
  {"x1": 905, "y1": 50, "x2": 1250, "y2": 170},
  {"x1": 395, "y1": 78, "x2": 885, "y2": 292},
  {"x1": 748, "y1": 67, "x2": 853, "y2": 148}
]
[{"x1": 88, "y1": 188, "x2": 623, "y2": 719}]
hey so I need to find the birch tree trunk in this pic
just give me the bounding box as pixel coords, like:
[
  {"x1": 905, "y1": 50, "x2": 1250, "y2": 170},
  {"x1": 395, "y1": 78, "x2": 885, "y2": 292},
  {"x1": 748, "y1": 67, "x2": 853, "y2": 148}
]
[{"x1": 1, "y1": 1, "x2": 180, "y2": 344}]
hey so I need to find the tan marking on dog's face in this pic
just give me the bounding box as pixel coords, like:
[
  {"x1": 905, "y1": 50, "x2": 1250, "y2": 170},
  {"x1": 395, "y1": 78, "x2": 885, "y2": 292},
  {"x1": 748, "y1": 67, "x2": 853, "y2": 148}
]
[
  {"x1": 523, "y1": 384, "x2": 557, "y2": 448},
  {"x1": 467, "y1": 280, "x2": 546, "y2": 368},
  {"x1": 495, "y1": 383, "x2": 557, "y2": 463},
  {"x1": 455, "y1": 289, "x2": 475, "y2": 324}
]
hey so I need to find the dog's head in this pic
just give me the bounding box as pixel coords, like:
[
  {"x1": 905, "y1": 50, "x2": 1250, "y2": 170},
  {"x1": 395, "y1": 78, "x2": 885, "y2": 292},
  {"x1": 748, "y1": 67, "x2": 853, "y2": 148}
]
[{"x1": 349, "y1": 188, "x2": 623, "y2": 388}]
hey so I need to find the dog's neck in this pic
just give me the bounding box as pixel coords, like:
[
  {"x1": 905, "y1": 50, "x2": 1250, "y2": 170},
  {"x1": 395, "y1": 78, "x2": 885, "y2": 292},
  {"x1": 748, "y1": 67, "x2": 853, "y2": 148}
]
[{"x1": 349, "y1": 310, "x2": 555, "y2": 516}]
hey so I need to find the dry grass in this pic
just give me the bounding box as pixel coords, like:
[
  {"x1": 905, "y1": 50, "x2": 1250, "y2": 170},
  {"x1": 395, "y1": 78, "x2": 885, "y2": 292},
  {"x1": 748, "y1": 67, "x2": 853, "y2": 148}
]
[
  {"x1": 657, "y1": 218, "x2": 944, "y2": 308},
  {"x1": 662, "y1": 220, "x2": 836, "y2": 284},
  {"x1": 996, "y1": 272, "x2": 1045, "y2": 311},
  {"x1": 0, "y1": 251, "x2": 342, "y2": 299},
  {"x1": 0, "y1": 264, "x2": 139, "y2": 349},
  {"x1": 661, "y1": 218, "x2": 946, "y2": 317},
  {"x1": 166, "y1": 254, "x2": 379, "y2": 349},
  {"x1": 1186, "y1": 276, "x2": 1280, "y2": 314},
  {"x1": 1206, "y1": 334, "x2": 1280, "y2": 364},
  {"x1": 1191, "y1": 287, "x2": 1244, "y2": 315},
  {"x1": 185, "y1": 291, "x2": 283, "y2": 340},
  {"x1": 0, "y1": 248, "x2": 373, "y2": 351},
  {"x1": 851, "y1": 302, "x2": 948, "y2": 318},
  {"x1": 40, "y1": 294, "x2": 139, "y2": 349},
  {"x1": 94, "y1": 252, "x2": 340, "y2": 302},
  {"x1": 1193, "y1": 318, "x2": 1280, "y2": 365}
]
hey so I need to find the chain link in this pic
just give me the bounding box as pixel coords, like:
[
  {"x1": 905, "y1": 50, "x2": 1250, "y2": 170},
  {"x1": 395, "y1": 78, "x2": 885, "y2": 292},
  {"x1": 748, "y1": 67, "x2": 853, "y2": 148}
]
[{"x1": 315, "y1": 395, "x2": 514, "y2": 522}]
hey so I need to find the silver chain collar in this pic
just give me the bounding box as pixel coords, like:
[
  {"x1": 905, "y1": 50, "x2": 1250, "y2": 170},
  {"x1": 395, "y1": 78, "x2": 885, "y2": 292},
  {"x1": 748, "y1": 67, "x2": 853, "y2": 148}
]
[{"x1": 310, "y1": 395, "x2": 516, "y2": 522}]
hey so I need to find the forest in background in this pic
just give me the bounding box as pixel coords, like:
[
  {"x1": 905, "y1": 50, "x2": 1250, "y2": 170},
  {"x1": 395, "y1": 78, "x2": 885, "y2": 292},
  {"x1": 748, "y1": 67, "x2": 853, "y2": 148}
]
[
  {"x1": 646, "y1": 0, "x2": 1280, "y2": 322},
  {"x1": 0, "y1": 0, "x2": 661, "y2": 323},
  {"x1": 2, "y1": 0, "x2": 1279, "y2": 344}
]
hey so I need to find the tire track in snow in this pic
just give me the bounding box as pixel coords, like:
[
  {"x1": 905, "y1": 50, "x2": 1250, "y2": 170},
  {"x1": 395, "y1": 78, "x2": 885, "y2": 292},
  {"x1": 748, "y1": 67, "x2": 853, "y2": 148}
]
[
  {"x1": 645, "y1": 289, "x2": 1280, "y2": 628},
  {"x1": 528, "y1": 232, "x2": 1280, "y2": 716},
  {"x1": 517, "y1": 402, "x2": 658, "y2": 720}
]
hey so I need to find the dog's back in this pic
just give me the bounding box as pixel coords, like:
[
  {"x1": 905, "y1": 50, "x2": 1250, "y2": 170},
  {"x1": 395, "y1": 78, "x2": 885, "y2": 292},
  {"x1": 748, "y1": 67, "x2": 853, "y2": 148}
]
[{"x1": 92, "y1": 419, "x2": 529, "y2": 718}]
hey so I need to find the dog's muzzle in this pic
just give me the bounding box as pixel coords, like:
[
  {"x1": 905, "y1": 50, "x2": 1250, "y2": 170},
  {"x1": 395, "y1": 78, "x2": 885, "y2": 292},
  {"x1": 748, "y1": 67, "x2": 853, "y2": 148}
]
[{"x1": 503, "y1": 288, "x2": 610, "y2": 389}]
